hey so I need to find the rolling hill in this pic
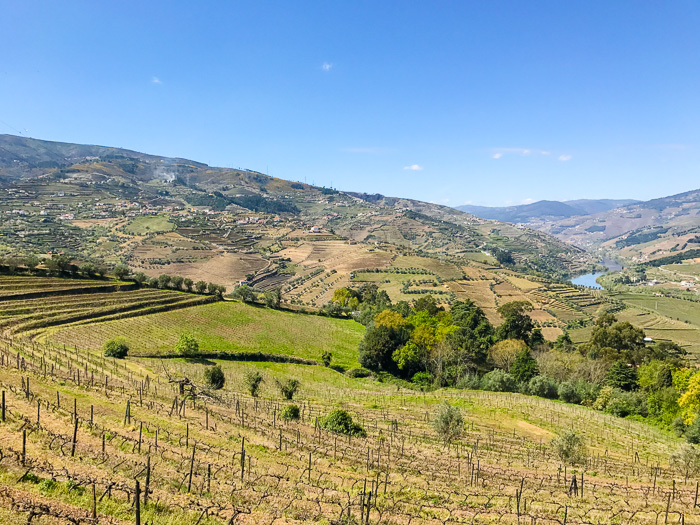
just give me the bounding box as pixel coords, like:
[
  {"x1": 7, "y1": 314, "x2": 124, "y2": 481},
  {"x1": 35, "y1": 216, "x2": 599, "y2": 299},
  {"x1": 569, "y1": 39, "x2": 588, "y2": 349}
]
[{"x1": 0, "y1": 134, "x2": 590, "y2": 285}]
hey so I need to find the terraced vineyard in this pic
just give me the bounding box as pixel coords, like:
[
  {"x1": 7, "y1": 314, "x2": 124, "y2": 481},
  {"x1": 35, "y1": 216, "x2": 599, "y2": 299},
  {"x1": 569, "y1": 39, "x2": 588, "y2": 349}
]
[
  {"x1": 0, "y1": 332, "x2": 696, "y2": 524},
  {"x1": 0, "y1": 277, "x2": 215, "y2": 336}
]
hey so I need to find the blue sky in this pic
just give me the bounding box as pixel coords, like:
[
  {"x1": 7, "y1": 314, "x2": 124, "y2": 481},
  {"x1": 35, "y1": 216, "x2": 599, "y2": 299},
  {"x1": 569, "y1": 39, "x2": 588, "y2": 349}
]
[{"x1": 1, "y1": 1, "x2": 699, "y2": 206}]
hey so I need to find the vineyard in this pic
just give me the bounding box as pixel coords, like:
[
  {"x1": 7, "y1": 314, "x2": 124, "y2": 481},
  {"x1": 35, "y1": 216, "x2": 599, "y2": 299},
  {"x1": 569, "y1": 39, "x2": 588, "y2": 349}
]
[
  {"x1": 0, "y1": 324, "x2": 698, "y2": 523},
  {"x1": 0, "y1": 276, "x2": 215, "y2": 337}
]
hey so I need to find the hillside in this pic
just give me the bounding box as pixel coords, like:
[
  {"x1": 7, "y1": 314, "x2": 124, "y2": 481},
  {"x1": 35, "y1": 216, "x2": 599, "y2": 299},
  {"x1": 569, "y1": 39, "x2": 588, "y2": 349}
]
[
  {"x1": 533, "y1": 189, "x2": 700, "y2": 262},
  {"x1": 457, "y1": 199, "x2": 638, "y2": 223},
  {"x1": 0, "y1": 275, "x2": 695, "y2": 523},
  {"x1": 0, "y1": 134, "x2": 589, "y2": 291}
]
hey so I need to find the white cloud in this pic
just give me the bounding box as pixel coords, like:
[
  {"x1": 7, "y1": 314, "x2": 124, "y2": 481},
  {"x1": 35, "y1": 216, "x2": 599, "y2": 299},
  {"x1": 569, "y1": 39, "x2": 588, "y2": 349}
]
[
  {"x1": 151, "y1": 76, "x2": 162, "y2": 84},
  {"x1": 521, "y1": 198, "x2": 535, "y2": 204},
  {"x1": 491, "y1": 153, "x2": 503, "y2": 159},
  {"x1": 558, "y1": 155, "x2": 572, "y2": 161},
  {"x1": 322, "y1": 62, "x2": 333, "y2": 71},
  {"x1": 403, "y1": 164, "x2": 423, "y2": 171}
]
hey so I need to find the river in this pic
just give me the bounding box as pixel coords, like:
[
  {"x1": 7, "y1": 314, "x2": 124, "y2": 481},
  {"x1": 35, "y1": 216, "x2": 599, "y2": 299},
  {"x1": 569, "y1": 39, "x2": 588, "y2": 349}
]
[{"x1": 570, "y1": 259, "x2": 623, "y2": 289}]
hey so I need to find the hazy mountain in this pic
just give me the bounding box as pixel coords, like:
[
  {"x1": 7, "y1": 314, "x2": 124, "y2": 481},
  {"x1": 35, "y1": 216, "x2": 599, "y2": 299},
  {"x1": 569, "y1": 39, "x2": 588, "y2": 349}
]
[{"x1": 456, "y1": 199, "x2": 638, "y2": 223}]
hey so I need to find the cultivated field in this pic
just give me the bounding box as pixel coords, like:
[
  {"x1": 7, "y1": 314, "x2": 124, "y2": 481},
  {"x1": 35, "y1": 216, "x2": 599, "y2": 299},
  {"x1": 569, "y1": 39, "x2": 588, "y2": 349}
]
[
  {"x1": 0, "y1": 332, "x2": 695, "y2": 524},
  {"x1": 45, "y1": 302, "x2": 365, "y2": 369}
]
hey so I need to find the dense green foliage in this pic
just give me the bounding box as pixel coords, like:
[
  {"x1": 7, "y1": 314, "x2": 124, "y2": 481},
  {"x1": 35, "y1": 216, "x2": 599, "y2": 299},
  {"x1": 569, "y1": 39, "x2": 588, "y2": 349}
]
[
  {"x1": 432, "y1": 403, "x2": 464, "y2": 445},
  {"x1": 245, "y1": 370, "x2": 264, "y2": 397},
  {"x1": 204, "y1": 365, "x2": 225, "y2": 389},
  {"x1": 281, "y1": 404, "x2": 300, "y2": 421},
  {"x1": 103, "y1": 337, "x2": 129, "y2": 359},
  {"x1": 175, "y1": 333, "x2": 199, "y2": 357},
  {"x1": 320, "y1": 409, "x2": 366, "y2": 437}
]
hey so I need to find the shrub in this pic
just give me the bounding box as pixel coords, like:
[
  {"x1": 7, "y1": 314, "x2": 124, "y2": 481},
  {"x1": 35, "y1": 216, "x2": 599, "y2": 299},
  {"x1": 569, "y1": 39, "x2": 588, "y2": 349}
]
[
  {"x1": 551, "y1": 430, "x2": 587, "y2": 465},
  {"x1": 525, "y1": 376, "x2": 558, "y2": 399},
  {"x1": 670, "y1": 443, "x2": 700, "y2": 480},
  {"x1": 511, "y1": 348, "x2": 539, "y2": 383},
  {"x1": 103, "y1": 337, "x2": 129, "y2": 359},
  {"x1": 686, "y1": 417, "x2": 700, "y2": 444},
  {"x1": 204, "y1": 365, "x2": 225, "y2": 390},
  {"x1": 480, "y1": 369, "x2": 517, "y2": 392},
  {"x1": 245, "y1": 370, "x2": 264, "y2": 397},
  {"x1": 605, "y1": 390, "x2": 648, "y2": 418},
  {"x1": 432, "y1": 402, "x2": 464, "y2": 445},
  {"x1": 322, "y1": 351, "x2": 333, "y2": 367},
  {"x1": 412, "y1": 372, "x2": 433, "y2": 387},
  {"x1": 593, "y1": 386, "x2": 614, "y2": 411},
  {"x1": 558, "y1": 381, "x2": 581, "y2": 404},
  {"x1": 671, "y1": 416, "x2": 687, "y2": 437},
  {"x1": 175, "y1": 333, "x2": 199, "y2": 357},
  {"x1": 281, "y1": 404, "x2": 300, "y2": 422},
  {"x1": 276, "y1": 379, "x2": 300, "y2": 400},
  {"x1": 456, "y1": 373, "x2": 481, "y2": 390},
  {"x1": 321, "y1": 409, "x2": 366, "y2": 437}
]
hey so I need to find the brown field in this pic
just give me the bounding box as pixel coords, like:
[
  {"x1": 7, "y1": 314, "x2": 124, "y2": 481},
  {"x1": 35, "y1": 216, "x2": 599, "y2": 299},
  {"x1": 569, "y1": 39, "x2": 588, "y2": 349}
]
[{"x1": 391, "y1": 255, "x2": 463, "y2": 280}]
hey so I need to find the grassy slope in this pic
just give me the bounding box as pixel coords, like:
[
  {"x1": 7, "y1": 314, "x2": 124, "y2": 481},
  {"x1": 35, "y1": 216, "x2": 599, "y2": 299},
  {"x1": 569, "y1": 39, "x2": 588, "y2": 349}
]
[
  {"x1": 0, "y1": 337, "x2": 689, "y2": 524},
  {"x1": 124, "y1": 215, "x2": 176, "y2": 235},
  {"x1": 45, "y1": 301, "x2": 365, "y2": 368}
]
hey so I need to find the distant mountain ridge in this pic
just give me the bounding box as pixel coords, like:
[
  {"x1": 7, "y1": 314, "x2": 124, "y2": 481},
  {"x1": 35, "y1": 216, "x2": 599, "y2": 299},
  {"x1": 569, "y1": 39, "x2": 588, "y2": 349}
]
[{"x1": 456, "y1": 199, "x2": 639, "y2": 223}]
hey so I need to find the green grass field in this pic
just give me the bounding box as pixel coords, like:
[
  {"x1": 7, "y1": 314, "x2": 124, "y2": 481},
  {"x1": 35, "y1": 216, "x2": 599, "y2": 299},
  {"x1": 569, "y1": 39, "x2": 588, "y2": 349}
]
[
  {"x1": 124, "y1": 214, "x2": 176, "y2": 235},
  {"x1": 46, "y1": 301, "x2": 365, "y2": 368},
  {"x1": 617, "y1": 293, "x2": 700, "y2": 326}
]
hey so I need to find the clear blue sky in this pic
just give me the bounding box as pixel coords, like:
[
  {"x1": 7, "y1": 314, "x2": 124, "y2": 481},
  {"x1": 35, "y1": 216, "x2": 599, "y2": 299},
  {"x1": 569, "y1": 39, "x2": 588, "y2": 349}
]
[{"x1": 1, "y1": 1, "x2": 699, "y2": 206}]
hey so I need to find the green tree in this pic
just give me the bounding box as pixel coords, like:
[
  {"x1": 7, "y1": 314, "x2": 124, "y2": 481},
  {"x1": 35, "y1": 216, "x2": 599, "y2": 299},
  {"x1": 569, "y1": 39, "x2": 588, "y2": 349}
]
[
  {"x1": 204, "y1": 365, "x2": 225, "y2": 390},
  {"x1": 158, "y1": 274, "x2": 172, "y2": 289},
  {"x1": 233, "y1": 285, "x2": 256, "y2": 303},
  {"x1": 171, "y1": 275, "x2": 184, "y2": 290},
  {"x1": 358, "y1": 325, "x2": 407, "y2": 372},
  {"x1": 103, "y1": 337, "x2": 129, "y2": 359},
  {"x1": 24, "y1": 254, "x2": 40, "y2": 273},
  {"x1": 281, "y1": 404, "x2": 300, "y2": 421},
  {"x1": 113, "y1": 264, "x2": 130, "y2": 280},
  {"x1": 320, "y1": 409, "x2": 366, "y2": 437},
  {"x1": 264, "y1": 288, "x2": 281, "y2": 308},
  {"x1": 45, "y1": 254, "x2": 71, "y2": 275},
  {"x1": 605, "y1": 360, "x2": 638, "y2": 391},
  {"x1": 432, "y1": 402, "x2": 464, "y2": 445},
  {"x1": 510, "y1": 347, "x2": 539, "y2": 383},
  {"x1": 276, "y1": 378, "x2": 300, "y2": 400},
  {"x1": 79, "y1": 262, "x2": 97, "y2": 277},
  {"x1": 183, "y1": 278, "x2": 194, "y2": 292},
  {"x1": 245, "y1": 370, "x2": 264, "y2": 397},
  {"x1": 195, "y1": 280, "x2": 208, "y2": 293},
  {"x1": 551, "y1": 431, "x2": 587, "y2": 465},
  {"x1": 175, "y1": 333, "x2": 199, "y2": 357},
  {"x1": 133, "y1": 272, "x2": 148, "y2": 286}
]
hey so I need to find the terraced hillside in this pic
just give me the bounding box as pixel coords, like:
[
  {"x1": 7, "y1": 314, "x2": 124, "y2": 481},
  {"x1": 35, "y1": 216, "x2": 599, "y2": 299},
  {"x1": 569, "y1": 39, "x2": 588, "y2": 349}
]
[
  {"x1": 0, "y1": 276, "x2": 215, "y2": 336},
  {"x1": 0, "y1": 331, "x2": 695, "y2": 524}
]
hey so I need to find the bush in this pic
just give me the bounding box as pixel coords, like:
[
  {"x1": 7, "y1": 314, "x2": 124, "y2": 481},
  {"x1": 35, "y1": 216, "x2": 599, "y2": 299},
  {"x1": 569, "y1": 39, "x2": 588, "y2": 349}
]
[
  {"x1": 103, "y1": 337, "x2": 129, "y2": 359},
  {"x1": 558, "y1": 381, "x2": 581, "y2": 404},
  {"x1": 321, "y1": 409, "x2": 366, "y2": 437},
  {"x1": 671, "y1": 416, "x2": 687, "y2": 437},
  {"x1": 686, "y1": 417, "x2": 700, "y2": 444},
  {"x1": 480, "y1": 369, "x2": 517, "y2": 392},
  {"x1": 322, "y1": 351, "x2": 332, "y2": 367},
  {"x1": 456, "y1": 373, "x2": 481, "y2": 390},
  {"x1": 525, "y1": 376, "x2": 558, "y2": 399},
  {"x1": 412, "y1": 372, "x2": 433, "y2": 387},
  {"x1": 670, "y1": 443, "x2": 700, "y2": 480},
  {"x1": 605, "y1": 390, "x2": 648, "y2": 418},
  {"x1": 593, "y1": 386, "x2": 614, "y2": 411},
  {"x1": 432, "y1": 402, "x2": 464, "y2": 445},
  {"x1": 245, "y1": 371, "x2": 264, "y2": 397},
  {"x1": 204, "y1": 365, "x2": 225, "y2": 390},
  {"x1": 281, "y1": 404, "x2": 300, "y2": 421},
  {"x1": 276, "y1": 379, "x2": 300, "y2": 400},
  {"x1": 551, "y1": 430, "x2": 587, "y2": 465},
  {"x1": 175, "y1": 333, "x2": 199, "y2": 357}
]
